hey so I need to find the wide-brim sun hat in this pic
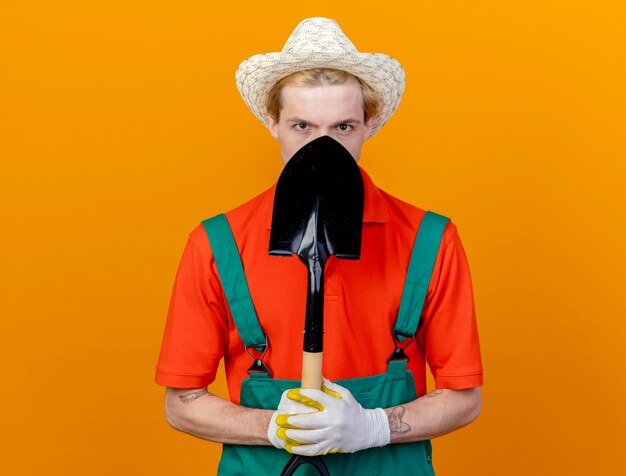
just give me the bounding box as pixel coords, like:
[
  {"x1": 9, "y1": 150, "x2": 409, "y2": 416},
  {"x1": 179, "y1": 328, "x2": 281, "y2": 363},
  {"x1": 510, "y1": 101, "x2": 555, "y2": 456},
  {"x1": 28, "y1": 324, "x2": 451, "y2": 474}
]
[{"x1": 235, "y1": 17, "x2": 406, "y2": 138}]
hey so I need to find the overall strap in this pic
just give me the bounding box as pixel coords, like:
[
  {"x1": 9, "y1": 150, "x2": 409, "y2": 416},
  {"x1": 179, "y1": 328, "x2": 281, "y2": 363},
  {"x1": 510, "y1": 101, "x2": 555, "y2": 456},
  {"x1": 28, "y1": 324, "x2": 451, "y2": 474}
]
[
  {"x1": 202, "y1": 214, "x2": 266, "y2": 351},
  {"x1": 394, "y1": 211, "x2": 450, "y2": 341}
]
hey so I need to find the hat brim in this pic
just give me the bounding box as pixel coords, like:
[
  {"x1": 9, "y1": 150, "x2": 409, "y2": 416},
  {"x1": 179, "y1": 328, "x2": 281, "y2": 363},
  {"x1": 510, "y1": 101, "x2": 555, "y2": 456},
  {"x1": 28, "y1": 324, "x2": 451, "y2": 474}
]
[{"x1": 236, "y1": 51, "x2": 405, "y2": 138}]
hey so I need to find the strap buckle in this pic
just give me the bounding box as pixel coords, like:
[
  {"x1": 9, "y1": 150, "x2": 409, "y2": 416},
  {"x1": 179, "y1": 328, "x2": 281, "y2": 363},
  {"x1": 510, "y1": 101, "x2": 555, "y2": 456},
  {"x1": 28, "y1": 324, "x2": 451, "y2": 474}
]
[
  {"x1": 245, "y1": 334, "x2": 271, "y2": 375},
  {"x1": 387, "y1": 332, "x2": 414, "y2": 363}
]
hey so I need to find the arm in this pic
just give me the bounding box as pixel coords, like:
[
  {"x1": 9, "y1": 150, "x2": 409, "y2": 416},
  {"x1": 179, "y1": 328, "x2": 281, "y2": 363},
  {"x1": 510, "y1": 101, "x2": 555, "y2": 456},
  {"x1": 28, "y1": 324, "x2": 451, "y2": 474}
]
[
  {"x1": 164, "y1": 387, "x2": 273, "y2": 445},
  {"x1": 385, "y1": 387, "x2": 482, "y2": 443}
]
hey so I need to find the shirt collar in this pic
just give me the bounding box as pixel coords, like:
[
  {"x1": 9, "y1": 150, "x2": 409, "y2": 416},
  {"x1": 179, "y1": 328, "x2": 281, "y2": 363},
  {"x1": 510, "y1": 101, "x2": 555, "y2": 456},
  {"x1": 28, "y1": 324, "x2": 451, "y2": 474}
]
[{"x1": 264, "y1": 166, "x2": 389, "y2": 230}]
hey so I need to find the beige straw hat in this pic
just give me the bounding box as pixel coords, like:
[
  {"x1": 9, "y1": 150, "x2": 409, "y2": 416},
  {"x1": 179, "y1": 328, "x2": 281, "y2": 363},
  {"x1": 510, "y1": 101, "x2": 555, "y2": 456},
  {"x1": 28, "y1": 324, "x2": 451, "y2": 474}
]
[{"x1": 235, "y1": 17, "x2": 406, "y2": 138}]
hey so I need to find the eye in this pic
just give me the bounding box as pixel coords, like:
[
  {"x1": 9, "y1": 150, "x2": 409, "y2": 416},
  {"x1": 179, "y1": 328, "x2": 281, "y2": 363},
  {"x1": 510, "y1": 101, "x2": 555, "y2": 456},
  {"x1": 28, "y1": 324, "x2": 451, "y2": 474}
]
[
  {"x1": 338, "y1": 124, "x2": 353, "y2": 132},
  {"x1": 295, "y1": 123, "x2": 309, "y2": 130}
]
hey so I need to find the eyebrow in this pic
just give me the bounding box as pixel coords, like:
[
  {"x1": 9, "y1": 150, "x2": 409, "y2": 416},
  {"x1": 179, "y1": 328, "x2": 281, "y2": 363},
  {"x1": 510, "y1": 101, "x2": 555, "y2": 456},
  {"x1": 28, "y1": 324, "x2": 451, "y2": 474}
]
[
  {"x1": 285, "y1": 117, "x2": 363, "y2": 126},
  {"x1": 286, "y1": 117, "x2": 318, "y2": 126},
  {"x1": 332, "y1": 118, "x2": 362, "y2": 126}
]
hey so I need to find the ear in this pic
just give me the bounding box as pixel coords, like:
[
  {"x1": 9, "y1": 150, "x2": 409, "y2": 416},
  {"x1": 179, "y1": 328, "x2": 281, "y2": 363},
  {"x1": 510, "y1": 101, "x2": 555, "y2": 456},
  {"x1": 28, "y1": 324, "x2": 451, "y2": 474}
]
[{"x1": 267, "y1": 115, "x2": 280, "y2": 140}]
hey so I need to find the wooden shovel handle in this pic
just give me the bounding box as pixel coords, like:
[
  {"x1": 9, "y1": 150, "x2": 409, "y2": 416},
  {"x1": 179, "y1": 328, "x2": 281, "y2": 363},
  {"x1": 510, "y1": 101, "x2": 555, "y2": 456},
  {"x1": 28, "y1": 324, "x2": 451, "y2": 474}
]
[{"x1": 301, "y1": 351, "x2": 323, "y2": 389}]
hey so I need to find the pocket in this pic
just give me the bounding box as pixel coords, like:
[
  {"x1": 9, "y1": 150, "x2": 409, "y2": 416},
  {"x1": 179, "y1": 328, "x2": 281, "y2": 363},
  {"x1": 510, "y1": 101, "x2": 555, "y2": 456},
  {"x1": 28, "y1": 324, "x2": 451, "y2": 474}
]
[
  {"x1": 239, "y1": 376, "x2": 299, "y2": 409},
  {"x1": 348, "y1": 388, "x2": 381, "y2": 408}
]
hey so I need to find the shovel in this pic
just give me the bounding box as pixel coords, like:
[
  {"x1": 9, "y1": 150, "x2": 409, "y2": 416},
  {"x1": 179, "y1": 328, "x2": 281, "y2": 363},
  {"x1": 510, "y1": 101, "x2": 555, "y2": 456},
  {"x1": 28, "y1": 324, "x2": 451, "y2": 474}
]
[{"x1": 269, "y1": 135, "x2": 365, "y2": 476}]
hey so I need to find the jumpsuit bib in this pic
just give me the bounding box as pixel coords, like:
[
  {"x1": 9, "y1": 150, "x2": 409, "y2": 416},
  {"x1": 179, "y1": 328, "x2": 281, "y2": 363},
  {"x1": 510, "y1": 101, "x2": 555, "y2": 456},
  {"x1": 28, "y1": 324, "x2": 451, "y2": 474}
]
[{"x1": 202, "y1": 212, "x2": 449, "y2": 476}]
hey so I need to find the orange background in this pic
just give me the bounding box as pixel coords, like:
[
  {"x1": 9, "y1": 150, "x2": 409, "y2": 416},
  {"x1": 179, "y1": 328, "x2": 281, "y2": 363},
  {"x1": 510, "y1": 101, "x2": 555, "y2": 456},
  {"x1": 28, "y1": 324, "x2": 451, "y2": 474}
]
[{"x1": 2, "y1": 1, "x2": 625, "y2": 474}]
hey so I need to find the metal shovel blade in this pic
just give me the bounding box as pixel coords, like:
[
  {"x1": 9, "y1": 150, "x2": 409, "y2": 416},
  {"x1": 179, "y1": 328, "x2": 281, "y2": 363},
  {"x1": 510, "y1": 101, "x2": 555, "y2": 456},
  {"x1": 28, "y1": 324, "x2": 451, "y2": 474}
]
[{"x1": 269, "y1": 135, "x2": 364, "y2": 261}]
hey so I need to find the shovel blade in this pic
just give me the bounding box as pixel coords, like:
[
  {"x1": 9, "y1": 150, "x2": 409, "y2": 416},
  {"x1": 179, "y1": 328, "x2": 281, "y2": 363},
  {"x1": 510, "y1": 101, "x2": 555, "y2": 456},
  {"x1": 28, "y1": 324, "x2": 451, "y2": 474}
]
[{"x1": 269, "y1": 136, "x2": 364, "y2": 260}]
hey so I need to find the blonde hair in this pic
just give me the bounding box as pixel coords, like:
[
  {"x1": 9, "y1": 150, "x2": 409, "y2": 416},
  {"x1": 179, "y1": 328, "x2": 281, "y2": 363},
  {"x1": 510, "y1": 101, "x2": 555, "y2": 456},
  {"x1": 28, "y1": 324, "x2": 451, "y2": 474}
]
[{"x1": 266, "y1": 69, "x2": 382, "y2": 124}]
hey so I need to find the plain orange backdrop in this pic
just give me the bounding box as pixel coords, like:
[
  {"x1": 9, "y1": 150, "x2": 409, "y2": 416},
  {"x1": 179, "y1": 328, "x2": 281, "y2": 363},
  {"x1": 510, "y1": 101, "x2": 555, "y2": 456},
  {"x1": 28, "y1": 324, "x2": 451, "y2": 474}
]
[{"x1": 1, "y1": 1, "x2": 625, "y2": 475}]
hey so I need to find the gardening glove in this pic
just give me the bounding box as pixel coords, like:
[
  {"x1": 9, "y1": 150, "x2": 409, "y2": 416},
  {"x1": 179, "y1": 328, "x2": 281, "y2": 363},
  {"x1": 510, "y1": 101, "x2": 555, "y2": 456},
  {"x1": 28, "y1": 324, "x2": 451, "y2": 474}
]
[
  {"x1": 273, "y1": 378, "x2": 390, "y2": 456},
  {"x1": 268, "y1": 387, "x2": 318, "y2": 451}
]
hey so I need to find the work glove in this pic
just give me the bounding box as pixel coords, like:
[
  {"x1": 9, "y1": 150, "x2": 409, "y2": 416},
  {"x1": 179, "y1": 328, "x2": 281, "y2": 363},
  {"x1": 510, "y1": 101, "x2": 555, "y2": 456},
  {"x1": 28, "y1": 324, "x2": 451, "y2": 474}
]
[{"x1": 269, "y1": 378, "x2": 390, "y2": 456}]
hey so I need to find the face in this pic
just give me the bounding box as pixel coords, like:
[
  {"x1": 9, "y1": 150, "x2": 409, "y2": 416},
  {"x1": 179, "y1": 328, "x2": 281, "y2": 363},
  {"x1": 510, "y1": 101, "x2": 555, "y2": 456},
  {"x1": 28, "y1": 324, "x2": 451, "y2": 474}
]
[{"x1": 267, "y1": 81, "x2": 373, "y2": 164}]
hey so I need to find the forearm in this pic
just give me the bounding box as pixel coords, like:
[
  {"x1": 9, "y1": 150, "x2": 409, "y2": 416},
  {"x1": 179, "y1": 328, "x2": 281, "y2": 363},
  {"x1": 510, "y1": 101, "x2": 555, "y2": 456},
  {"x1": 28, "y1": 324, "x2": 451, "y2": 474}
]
[
  {"x1": 164, "y1": 387, "x2": 273, "y2": 445},
  {"x1": 385, "y1": 387, "x2": 482, "y2": 443}
]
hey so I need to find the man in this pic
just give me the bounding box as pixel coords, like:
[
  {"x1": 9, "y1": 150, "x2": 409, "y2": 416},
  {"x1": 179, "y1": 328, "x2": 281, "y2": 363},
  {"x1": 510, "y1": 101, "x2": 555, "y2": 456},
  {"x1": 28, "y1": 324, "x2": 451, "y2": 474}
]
[{"x1": 156, "y1": 17, "x2": 482, "y2": 475}]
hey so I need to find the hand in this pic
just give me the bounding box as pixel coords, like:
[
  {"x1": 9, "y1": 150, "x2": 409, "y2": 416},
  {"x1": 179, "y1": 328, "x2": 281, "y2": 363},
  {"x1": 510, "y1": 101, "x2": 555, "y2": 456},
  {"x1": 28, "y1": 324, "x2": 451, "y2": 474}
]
[
  {"x1": 267, "y1": 387, "x2": 318, "y2": 451},
  {"x1": 271, "y1": 378, "x2": 390, "y2": 455}
]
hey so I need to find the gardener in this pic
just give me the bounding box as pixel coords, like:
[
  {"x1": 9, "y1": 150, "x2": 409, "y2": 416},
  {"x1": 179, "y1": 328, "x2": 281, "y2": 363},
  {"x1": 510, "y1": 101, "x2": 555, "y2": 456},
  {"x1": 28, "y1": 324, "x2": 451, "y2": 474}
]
[{"x1": 156, "y1": 17, "x2": 483, "y2": 475}]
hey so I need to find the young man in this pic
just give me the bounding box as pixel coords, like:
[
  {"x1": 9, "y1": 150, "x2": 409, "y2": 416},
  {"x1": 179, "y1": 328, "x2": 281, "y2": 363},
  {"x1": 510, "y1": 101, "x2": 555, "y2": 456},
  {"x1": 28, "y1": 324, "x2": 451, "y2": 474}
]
[{"x1": 156, "y1": 17, "x2": 482, "y2": 475}]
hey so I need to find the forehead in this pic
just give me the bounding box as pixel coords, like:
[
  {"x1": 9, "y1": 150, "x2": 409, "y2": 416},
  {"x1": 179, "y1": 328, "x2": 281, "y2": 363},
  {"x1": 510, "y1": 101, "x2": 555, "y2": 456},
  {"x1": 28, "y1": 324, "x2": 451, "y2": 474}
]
[{"x1": 279, "y1": 82, "x2": 365, "y2": 120}]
